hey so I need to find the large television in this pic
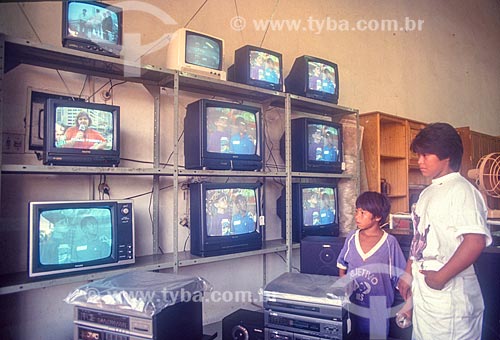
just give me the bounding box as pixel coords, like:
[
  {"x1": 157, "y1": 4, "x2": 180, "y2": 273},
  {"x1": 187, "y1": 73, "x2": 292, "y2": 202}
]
[
  {"x1": 228, "y1": 45, "x2": 283, "y2": 91},
  {"x1": 285, "y1": 55, "x2": 339, "y2": 104},
  {"x1": 189, "y1": 182, "x2": 263, "y2": 257},
  {"x1": 184, "y1": 99, "x2": 263, "y2": 171},
  {"x1": 62, "y1": 1, "x2": 123, "y2": 58},
  {"x1": 166, "y1": 28, "x2": 226, "y2": 80},
  {"x1": 280, "y1": 117, "x2": 343, "y2": 173},
  {"x1": 29, "y1": 199, "x2": 134, "y2": 278},
  {"x1": 277, "y1": 183, "x2": 339, "y2": 243},
  {"x1": 43, "y1": 98, "x2": 120, "y2": 166}
]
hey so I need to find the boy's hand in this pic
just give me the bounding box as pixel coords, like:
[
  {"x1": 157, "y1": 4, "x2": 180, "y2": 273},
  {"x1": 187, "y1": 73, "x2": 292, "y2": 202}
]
[
  {"x1": 419, "y1": 269, "x2": 446, "y2": 290},
  {"x1": 397, "y1": 272, "x2": 413, "y2": 300}
]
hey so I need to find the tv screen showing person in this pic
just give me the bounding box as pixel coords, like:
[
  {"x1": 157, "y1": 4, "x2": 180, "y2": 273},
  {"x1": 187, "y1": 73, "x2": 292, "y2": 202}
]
[
  {"x1": 206, "y1": 107, "x2": 257, "y2": 155},
  {"x1": 206, "y1": 188, "x2": 258, "y2": 236},
  {"x1": 54, "y1": 108, "x2": 114, "y2": 150},
  {"x1": 249, "y1": 51, "x2": 280, "y2": 84},
  {"x1": 307, "y1": 61, "x2": 336, "y2": 94},
  {"x1": 308, "y1": 123, "x2": 340, "y2": 162}
]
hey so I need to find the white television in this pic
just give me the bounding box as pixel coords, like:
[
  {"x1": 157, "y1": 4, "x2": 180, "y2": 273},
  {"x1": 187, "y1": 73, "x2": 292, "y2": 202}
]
[{"x1": 166, "y1": 28, "x2": 226, "y2": 80}]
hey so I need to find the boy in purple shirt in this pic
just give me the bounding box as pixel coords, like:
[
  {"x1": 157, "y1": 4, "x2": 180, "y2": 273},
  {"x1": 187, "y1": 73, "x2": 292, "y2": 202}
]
[{"x1": 337, "y1": 191, "x2": 407, "y2": 339}]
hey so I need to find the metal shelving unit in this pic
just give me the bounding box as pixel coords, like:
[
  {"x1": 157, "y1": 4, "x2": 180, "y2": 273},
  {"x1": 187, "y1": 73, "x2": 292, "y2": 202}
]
[{"x1": 0, "y1": 34, "x2": 360, "y2": 295}]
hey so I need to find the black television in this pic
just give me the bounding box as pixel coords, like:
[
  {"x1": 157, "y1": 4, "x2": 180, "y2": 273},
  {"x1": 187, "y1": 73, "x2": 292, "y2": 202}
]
[
  {"x1": 184, "y1": 99, "x2": 263, "y2": 171},
  {"x1": 277, "y1": 183, "x2": 339, "y2": 243},
  {"x1": 285, "y1": 55, "x2": 339, "y2": 104},
  {"x1": 189, "y1": 182, "x2": 263, "y2": 257},
  {"x1": 29, "y1": 199, "x2": 134, "y2": 278},
  {"x1": 228, "y1": 45, "x2": 283, "y2": 91},
  {"x1": 280, "y1": 117, "x2": 343, "y2": 173},
  {"x1": 62, "y1": 1, "x2": 123, "y2": 58},
  {"x1": 43, "y1": 98, "x2": 120, "y2": 166}
]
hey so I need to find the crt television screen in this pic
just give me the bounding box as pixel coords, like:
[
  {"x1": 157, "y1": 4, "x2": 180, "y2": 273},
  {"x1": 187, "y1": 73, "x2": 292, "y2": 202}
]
[
  {"x1": 206, "y1": 107, "x2": 257, "y2": 155},
  {"x1": 307, "y1": 61, "x2": 337, "y2": 95},
  {"x1": 185, "y1": 33, "x2": 222, "y2": 70},
  {"x1": 249, "y1": 51, "x2": 281, "y2": 84},
  {"x1": 302, "y1": 187, "x2": 336, "y2": 227},
  {"x1": 308, "y1": 123, "x2": 340, "y2": 162},
  {"x1": 39, "y1": 207, "x2": 112, "y2": 265},
  {"x1": 66, "y1": 1, "x2": 120, "y2": 45},
  {"x1": 205, "y1": 188, "x2": 258, "y2": 237},
  {"x1": 53, "y1": 106, "x2": 114, "y2": 150}
]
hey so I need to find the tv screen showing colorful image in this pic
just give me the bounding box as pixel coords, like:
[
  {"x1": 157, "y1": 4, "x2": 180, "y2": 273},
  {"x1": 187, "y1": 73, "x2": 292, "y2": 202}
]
[
  {"x1": 301, "y1": 187, "x2": 337, "y2": 227},
  {"x1": 205, "y1": 188, "x2": 258, "y2": 237},
  {"x1": 53, "y1": 106, "x2": 115, "y2": 151},
  {"x1": 206, "y1": 107, "x2": 257, "y2": 155},
  {"x1": 249, "y1": 51, "x2": 281, "y2": 85},
  {"x1": 185, "y1": 32, "x2": 223, "y2": 70},
  {"x1": 66, "y1": 1, "x2": 120, "y2": 45},
  {"x1": 38, "y1": 207, "x2": 113, "y2": 265},
  {"x1": 307, "y1": 123, "x2": 340, "y2": 162},
  {"x1": 307, "y1": 61, "x2": 337, "y2": 95}
]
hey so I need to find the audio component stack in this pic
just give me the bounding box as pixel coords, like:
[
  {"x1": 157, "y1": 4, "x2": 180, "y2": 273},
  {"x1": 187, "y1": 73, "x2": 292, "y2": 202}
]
[{"x1": 262, "y1": 272, "x2": 348, "y2": 340}]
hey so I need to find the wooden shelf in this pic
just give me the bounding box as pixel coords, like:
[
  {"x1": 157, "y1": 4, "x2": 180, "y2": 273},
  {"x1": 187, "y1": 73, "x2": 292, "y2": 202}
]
[{"x1": 361, "y1": 112, "x2": 429, "y2": 213}]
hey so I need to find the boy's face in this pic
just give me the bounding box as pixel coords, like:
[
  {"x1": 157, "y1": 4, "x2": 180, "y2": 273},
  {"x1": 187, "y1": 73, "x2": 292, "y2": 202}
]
[
  {"x1": 417, "y1": 153, "x2": 453, "y2": 179},
  {"x1": 355, "y1": 208, "x2": 380, "y2": 230}
]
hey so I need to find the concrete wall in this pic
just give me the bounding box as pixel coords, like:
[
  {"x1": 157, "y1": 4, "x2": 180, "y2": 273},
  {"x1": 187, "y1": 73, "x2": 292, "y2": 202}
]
[{"x1": 1, "y1": 1, "x2": 499, "y2": 339}]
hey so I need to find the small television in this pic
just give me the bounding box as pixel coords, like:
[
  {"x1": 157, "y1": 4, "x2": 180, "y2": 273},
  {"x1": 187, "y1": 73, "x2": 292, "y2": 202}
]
[
  {"x1": 189, "y1": 182, "x2": 263, "y2": 257},
  {"x1": 43, "y1": 98, "x2": 120, "y2": 166},
  {"x1": 166, "y1": 28, "x2": 226, "y2": 80},
  {"x1": 184, "y1": 99, "x2": 263, "y2": 171},
  {"x1": 280, "y1": 117, "x2": 343, "y2": 173},
  {"x1": 29, "y1": 199, "x2": 134, "y2": 278},
  {"x1": 228, "y1": 45, "x2": 283, "y2": 91},
  {"x1": 285, "y1": 55, "x2": 339, "y2": 104},
  {"x1": 277, "y1": 183, "x2": 339, "y2": 243},
  {"x1": 62, "y1": 1, "x2": 123, "y2": 58}
]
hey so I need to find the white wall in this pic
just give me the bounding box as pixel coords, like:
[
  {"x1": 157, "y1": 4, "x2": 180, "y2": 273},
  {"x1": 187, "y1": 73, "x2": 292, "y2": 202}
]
[{"x1": 1, "y1": 1, "x2": 499, "y2": 339}]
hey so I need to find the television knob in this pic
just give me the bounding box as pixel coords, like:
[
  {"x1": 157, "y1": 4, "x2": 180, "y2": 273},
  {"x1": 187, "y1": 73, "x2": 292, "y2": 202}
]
[{"x1": 121, "y1": 207, "x2": 130, "y2": 215}]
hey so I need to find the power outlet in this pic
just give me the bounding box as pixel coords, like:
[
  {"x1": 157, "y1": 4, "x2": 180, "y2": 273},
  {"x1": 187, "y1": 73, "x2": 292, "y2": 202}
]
[{"x1": 2, "y1": 133, "x2": 25, "y2": 154}]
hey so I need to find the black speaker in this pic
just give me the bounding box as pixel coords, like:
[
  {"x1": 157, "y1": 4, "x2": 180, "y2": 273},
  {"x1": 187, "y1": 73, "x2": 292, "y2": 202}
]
[
  {"x1": 222, "y1": 309, "x2": 264, "y2": 340},
  {"x1": 300, "y1": 236, "x2": 346, "y2": 276}
]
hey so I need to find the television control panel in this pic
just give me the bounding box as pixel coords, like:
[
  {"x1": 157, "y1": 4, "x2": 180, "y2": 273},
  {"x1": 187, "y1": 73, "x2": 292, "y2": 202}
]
[{"x1": 117, "y1": 200, "x2": 134, "y2": 263}]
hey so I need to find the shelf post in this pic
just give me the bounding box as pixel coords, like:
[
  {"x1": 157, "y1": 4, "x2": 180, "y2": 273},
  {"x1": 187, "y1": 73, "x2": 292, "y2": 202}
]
[
  {"x1": 0, "y1": 35, "x2": 4, "y2": 203},
  {"x1": 285, "y1": 94, "x2": 293, "y2": 272},
  {"x1": 172, "y1": 72, "x2": 180, "y2": 273},
  {"x1": 144, "y1": 84, "x2": 161, "y2": 254}
]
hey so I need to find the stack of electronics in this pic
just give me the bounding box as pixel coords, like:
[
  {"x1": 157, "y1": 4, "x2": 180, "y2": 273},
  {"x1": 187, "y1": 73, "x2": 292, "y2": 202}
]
[
  {"x1": 262, "y1": 272, "x2": 348, "y2": 340},
  {"x1": 65, "y1": 271, "x2": 207, "y2": 340}
]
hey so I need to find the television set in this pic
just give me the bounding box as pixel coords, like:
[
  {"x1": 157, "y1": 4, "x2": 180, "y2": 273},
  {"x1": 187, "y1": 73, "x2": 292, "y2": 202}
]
[
  {"x1": 43, "y1": 98, "x2": 120, "y2": 166},
  {"x1": 184, "y1": 99, "x2": 263, "y2": 171},
  {"x1": 280, "y1": 117, "x2": 343, "y2": 173},
  {"x1": 228, "y1": 45, "x2": 283, "y2": 91},
  {"x1": 62, "y1": 1, "x2": 123, "y2": 58},
  {"x1": 166, "y1": 28, "x2": 226, "y2": 80},
  {"x1": 277, "y1": 183, "x2": 339, "y2": 243},
  {"x1": 29, "y1": 199, "x2": 135, "y2": 278},
  {"x1": 285, "y1": 55, "x2": 339, "y2": 104},
  {"x1": 189, "y1": 182, "x2": 263, "y2": 257}
]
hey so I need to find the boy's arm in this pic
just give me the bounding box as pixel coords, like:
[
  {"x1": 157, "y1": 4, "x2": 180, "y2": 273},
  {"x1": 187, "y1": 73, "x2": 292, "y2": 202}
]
[
  {"x1": 420, "y1": 233, "x2": 486, "y2": 290},
  {"x1": 397, "y1": 259, "x2": 413, "y2": 300},
  {"x1": 338, "y1": 268, "x2": 346, "y2": 277}
]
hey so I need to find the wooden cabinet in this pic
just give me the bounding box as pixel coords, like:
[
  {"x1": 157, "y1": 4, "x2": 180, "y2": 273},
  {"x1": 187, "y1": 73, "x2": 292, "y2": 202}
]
[
  {"x1": 457, "y1": 127, "x2": 500, "y2": 211},
  {"x1": 360, "y1": 112, "x2": 429, "y2": 213}
]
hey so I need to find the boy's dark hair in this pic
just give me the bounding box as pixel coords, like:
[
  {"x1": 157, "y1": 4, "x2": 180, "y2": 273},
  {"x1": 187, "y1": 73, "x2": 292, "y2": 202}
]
[
  {"x1": 410, "y1": 122, "x2": 463, "y2": 171},
  {"x1": 356, "y1": 191, "x2": 391, "y2": 224}
]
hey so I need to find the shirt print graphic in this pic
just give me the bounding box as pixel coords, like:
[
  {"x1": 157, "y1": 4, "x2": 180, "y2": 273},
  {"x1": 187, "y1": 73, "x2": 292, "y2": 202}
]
[{"x1": 409, "y1": 208, "x2": 430, "y2": 261}]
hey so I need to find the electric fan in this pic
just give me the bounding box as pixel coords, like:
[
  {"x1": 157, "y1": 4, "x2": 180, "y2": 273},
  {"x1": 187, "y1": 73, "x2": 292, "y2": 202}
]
[{"x1": 467, "y1": 152, "x2": 500, "y2": 219}]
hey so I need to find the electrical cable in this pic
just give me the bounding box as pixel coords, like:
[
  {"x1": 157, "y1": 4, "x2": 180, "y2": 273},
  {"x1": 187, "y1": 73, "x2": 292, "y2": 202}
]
[{"x1": 184, "y1": 0, "x2": 209, "y2": 27}]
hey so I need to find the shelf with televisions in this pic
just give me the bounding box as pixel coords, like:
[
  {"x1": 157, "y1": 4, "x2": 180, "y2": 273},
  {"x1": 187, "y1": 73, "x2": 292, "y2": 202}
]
[{"x1": 0, "y1": 34, "x2": 359, "y2": 294}]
